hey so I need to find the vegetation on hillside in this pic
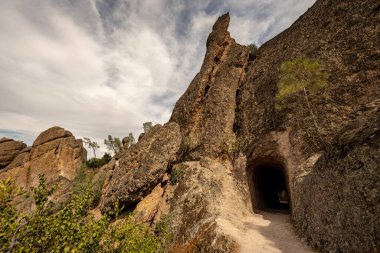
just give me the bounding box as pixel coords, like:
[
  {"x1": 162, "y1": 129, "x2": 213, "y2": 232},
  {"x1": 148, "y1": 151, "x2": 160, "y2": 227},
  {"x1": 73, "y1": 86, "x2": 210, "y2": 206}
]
[
  {"x1": 143, "y1": 122, "x2": 153, "y2": 134},
  {"x1": 248, "y1": 43, "x2": 259, "y2": 59},
  {"x1": 0, "y1": 175, "x2": 171, "y2": 253}
]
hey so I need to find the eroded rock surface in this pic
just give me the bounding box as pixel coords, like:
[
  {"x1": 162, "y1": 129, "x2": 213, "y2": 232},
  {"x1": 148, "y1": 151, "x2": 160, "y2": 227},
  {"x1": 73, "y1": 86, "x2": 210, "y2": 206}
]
[
  {"x1": 0, "y1": 126, "x2": 87, "y2": 211},
  {"x1": 170, "y1": 13, "x2": 249, "y2": 159},
  {"x1": 100, "y1": 123, "x2": 181, "y2": 213},
  {"x1": 293, "y1": 101, "x2": 380, "y2": 252},
  {"x1": 0, "y1": 138, "x2": 26, "y2": 169}
]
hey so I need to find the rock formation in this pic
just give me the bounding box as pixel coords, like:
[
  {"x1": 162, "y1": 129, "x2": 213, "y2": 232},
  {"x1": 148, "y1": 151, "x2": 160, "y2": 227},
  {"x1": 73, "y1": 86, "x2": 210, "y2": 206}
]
[
  {"x1": 100, "y1": 0, "x2": 380, "y2": 252},
  {"x1": 2, "y1": 0, "x2": 378, "y2": 252},
  {"x1": 100, "y1": 123, "x2": 181, "y2": 213},
  {"x1": 0, "y1": 126, "x2": 87, "y2": 211},
  {"x1": 0, "y1": 137, "x2": 26, "y2": 169}
]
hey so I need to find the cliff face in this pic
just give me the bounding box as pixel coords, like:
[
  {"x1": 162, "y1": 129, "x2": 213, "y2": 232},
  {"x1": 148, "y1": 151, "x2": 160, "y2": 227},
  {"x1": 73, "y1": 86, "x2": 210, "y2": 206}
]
[{"x1": 100, "y1": 0, "x2": 379, "y2": 252}]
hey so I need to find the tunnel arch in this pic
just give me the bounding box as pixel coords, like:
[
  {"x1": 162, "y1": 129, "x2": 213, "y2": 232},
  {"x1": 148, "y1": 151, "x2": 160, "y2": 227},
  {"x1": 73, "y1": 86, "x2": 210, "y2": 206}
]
[{"x1": 247, "y1": 157, "x2": 291, "y2": 212}]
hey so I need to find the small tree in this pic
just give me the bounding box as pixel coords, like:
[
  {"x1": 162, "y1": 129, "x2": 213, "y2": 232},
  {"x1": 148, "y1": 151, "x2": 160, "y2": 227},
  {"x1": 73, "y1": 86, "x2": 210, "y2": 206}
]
[
  {"x1": 143, "y1": 122, "x2": 153, "y2": 134},
  {"x1": 128, "y1": 133, "x2": 135, "y2": 146},
  {"x1": 276, "y1": 56, "x2": 329, "y2": 143},
  {"x1": 122, "y1": 133, "x2": 136, "y2": 150},
  {"x1": 104, "y1": 135, "x2": 122, "y2": 156},
  {"x1": 83, "y1": 137, "x2": 100, "y2": 158},
  {"x1": 248, "y1": 43, "x2": 258, "y2": 59}
]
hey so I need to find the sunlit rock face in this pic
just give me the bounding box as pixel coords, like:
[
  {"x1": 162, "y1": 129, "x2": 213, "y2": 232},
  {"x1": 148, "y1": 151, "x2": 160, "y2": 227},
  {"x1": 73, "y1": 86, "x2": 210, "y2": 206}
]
[
  {"x1": 0, "y1": 126, "x2": 87, "y2": 212},
  {"x1": 0, "y1": 137, "x2": 27, "y2": 169}
]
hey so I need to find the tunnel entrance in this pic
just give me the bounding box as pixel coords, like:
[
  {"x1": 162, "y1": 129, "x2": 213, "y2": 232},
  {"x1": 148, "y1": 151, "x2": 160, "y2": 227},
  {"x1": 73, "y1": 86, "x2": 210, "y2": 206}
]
[{"x1": 249, "y1": 162, "x2": 290, "y2": 212}]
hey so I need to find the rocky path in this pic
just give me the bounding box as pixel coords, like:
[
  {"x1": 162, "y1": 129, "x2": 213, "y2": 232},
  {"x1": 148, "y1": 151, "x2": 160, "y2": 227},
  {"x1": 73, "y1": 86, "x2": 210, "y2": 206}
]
[{"x1": 218, "y1": 211, "x2": 314, "y2": 253}]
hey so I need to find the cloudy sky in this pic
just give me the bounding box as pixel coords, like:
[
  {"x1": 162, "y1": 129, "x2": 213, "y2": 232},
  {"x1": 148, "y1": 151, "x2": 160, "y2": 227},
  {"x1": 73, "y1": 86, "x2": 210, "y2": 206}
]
[{"x1": 0, "y1": 0, "x2": 315, "y2": 156}]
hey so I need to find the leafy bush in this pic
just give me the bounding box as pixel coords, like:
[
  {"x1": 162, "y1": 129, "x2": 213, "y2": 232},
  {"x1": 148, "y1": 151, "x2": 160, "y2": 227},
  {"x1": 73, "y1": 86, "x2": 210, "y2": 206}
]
[
  {"x1": 1, "y1": 175, "x2": 172, "y2": 253},
  {"x1": 143, "y1": 122, "x2": 153, "y2": 134},
  {"x1": 0, "y1": 178, "x2": 22, "y2": 252},
  {"x1": 1, "y1": 174, "x2": 108, "y2": 252}
]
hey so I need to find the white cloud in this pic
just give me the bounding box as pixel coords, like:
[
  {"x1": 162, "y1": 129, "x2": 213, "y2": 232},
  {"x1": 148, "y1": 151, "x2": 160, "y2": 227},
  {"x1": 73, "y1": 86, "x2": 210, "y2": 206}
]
[{"x1": 0, "y1": 0, "x2": 315, "y2": 157}]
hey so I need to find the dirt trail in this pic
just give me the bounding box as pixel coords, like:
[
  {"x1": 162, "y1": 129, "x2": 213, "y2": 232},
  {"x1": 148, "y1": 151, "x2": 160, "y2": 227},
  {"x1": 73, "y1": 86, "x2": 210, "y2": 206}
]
[{"x1": 218, "y1": 211, "x2": 314, "y2": 253}]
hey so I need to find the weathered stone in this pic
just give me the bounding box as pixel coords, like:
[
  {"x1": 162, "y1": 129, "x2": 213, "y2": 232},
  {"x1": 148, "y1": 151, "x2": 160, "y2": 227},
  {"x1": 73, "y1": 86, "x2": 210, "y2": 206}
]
[
  {"x1": 0, "y1": 137, "x2": 26, "y2": 169},
  {"x1": 0, "y1": 126, "x2": 87, "y2": 212},
  {"x1": 134, "y1": 183, "x2": 165, "y2": 223},
  {"x1": 97, "y1": 2, "x2": 380, "y2": 251},
  {"x1": 170, "y1": 13, "x2": 249, "y2": 159},
  {"x1": 292, "y1": 102, "x2": 380, "y2": 253},
  {"x1": 168, "y1": 159, "x2": 248, "y2": 253},
  {"x1": 99, "y1": 123, "x2": 181, "y2": 213}
]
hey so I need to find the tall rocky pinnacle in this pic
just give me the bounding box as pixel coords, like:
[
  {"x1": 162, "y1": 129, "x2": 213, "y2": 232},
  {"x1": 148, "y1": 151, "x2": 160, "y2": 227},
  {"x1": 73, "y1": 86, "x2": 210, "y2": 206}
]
[{"x1": 170, "y1": 13, "x2": 250, "y2": 159}]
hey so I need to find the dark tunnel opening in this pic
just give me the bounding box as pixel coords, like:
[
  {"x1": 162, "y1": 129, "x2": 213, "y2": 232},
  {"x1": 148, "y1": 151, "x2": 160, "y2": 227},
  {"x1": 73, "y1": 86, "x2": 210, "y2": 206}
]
[{"x1": 250, "y1": 162, "x2": 290, "y2": 212}]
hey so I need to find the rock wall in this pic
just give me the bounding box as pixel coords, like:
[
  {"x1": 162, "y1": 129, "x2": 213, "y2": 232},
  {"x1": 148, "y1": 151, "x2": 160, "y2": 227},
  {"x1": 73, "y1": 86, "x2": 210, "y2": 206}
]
[
  {"x1": 292, "y1": 101, "x2": 380, "y2": 252},
  {"x1": 170, "y1": 13, "x2": 249, "y2": 160},
  {"x1": 100, "y1": 123, "x2": 182, "y2": 213}
]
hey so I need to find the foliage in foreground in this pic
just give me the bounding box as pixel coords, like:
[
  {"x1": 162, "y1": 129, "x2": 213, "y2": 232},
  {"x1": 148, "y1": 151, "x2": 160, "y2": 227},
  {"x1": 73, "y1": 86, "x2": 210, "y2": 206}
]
[{"x1": 0, "y1": 175, "x2": 170, "y2": 253}]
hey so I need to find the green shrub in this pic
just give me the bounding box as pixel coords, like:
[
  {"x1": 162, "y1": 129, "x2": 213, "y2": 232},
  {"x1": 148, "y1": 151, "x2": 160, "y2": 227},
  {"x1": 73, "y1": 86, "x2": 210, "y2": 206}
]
[
  {"x1": 1, "y1": 174, "x2": 108, "y2": 253},
  {"x1": 0, "y1": 178, "x2": 22, "y2": 252},
  {"x1": 86, "y1": 153, "x2": 111, "y2": 168},
  {"x1": 1, "y1": 175, "x2": 171, "y2": 253},
  {"x1": 170, "y1": 166, "x2": 184, "y2": 185}
]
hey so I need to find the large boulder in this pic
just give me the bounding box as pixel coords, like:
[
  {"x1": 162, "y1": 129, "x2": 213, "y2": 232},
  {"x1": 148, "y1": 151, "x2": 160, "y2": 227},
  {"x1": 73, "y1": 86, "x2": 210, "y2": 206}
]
[
  {"x1": 100, "y1": 123, "x2": 181, "y2": 213},
  {"x1": 0, "y1": 138, "x2": 26, "y2": 169},
  {"x1": 0, "y1": 126, "x2": 87, "y2": 211},
  {"x1": 168, "y1": 159, "x2": 249, "y2": 252}
]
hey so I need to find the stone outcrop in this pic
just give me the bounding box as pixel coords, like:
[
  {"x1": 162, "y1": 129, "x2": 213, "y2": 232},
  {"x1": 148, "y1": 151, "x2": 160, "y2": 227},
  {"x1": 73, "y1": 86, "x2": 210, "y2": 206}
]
[
  {"x1": 0, "y1": 138, "x2": 26, "y2": 169},
  {"x1": 100, "y1": 123, "x2": 181, "y2": 213},
  {"x1": 0, "y1": 126, "x2": 87, "y2": 211},
  {"x1": 232, "y1": 1, "x2": 380, "y2": 252}
]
